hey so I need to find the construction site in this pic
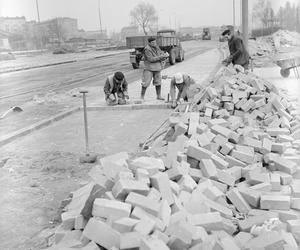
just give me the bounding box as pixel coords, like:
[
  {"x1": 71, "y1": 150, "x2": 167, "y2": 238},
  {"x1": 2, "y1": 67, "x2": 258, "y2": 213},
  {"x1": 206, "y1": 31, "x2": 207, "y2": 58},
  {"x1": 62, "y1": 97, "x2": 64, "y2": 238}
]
[{"x1": 1, "y1": 0, "x2": 300, "y2": 249}]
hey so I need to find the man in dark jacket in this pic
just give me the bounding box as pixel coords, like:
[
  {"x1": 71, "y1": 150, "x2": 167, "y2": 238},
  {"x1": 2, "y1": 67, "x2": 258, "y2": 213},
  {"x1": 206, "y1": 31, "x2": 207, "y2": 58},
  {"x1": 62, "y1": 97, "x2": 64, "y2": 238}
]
[
  {"x1": 104, "y1": 71, "x2": 129, "y2": 105},
  {"x1": 140, "y1": 37, "x2": 169, "y2": 100},
  {"x1": 221, "y1": 29, "x2": 249, "y2": 69}
]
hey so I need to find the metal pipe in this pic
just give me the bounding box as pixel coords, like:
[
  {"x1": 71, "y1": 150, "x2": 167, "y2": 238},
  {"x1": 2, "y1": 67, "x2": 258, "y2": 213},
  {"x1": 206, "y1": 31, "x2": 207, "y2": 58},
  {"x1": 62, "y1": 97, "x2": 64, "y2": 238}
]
[
  {"x1": 80, "y1": 91, "x2": 89, "y2": 154},
  {"x1": 36, "y1": 0, "x2": 40, "y2": 22},
  {"x1": 242, "y1": 0, "x2": 249, "y2": 50},
  {"x1": 233, "y1": 0, "x2": 235, "y2": 32}
]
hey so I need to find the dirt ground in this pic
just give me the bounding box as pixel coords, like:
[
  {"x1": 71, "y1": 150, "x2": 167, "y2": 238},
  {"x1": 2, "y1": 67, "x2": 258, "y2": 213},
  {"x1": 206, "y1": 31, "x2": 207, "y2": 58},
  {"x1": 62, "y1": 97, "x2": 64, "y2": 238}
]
[{"x1": 0, "y1": 109, "x2": 171, "y2": 250}]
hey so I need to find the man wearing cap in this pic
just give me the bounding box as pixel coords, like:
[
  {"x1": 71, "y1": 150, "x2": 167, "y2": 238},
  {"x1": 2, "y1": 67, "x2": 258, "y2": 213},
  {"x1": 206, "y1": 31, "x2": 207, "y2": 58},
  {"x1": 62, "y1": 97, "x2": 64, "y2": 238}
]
[
  {"x1": 104, "y1": 71, "x2": 129, "y2": 105},
  {"x1": 221, "y1": 29, "x2": 249, "y2": 70},
  {"x1": 170, "y1": 73, "x2": 198, "y2": 108},
  {"x1": 140, "y1": 37, "x2": 169, "y2": 100}
]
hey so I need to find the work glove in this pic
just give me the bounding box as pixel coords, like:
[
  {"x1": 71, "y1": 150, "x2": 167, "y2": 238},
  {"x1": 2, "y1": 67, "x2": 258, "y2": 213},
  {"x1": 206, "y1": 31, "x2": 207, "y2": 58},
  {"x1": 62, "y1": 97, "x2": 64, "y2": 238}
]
[{"x1": 108, "y1": 94, "x2": 116, "y2": 101}]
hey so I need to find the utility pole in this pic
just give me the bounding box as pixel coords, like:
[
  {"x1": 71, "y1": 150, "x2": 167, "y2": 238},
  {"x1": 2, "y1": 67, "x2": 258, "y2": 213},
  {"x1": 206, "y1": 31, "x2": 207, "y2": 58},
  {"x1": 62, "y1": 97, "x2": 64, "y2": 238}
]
[
  {"x1": 36, "y1": 0, "x2": 40, "y2": 22},
  {"x1": 233, "y1": 0, "x2": 235, "y2": 32},
  {"x1": 242, "y1": 0, "x2": 249, "y2": 50},
  {"x1": 98, "y1": 0, "x2": 103, "y2": 33}
]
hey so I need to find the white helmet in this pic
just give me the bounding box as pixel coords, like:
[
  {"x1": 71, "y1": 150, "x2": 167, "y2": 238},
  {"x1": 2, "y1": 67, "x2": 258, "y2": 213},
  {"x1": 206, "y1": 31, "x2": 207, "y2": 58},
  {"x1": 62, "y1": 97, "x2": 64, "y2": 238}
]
[{"x1": 174, "y1": 73, "x2": 184, "y2": 84}]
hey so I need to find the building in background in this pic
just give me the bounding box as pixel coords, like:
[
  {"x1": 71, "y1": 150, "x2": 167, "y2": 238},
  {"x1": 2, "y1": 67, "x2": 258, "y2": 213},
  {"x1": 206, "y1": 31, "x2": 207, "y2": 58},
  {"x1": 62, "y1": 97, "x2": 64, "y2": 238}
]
[
  {"x1": 0, "y1": 16, "x2": 26, "y2": 33},
  {"x1": 120, "y1": 26, "x2": 140, "y2": 41},
  {"x1": 0, "y1": 29, "x2": 11, "y2": 50},
  {"x1": 37, "y1": 17, "x2": 78, "y2": 44}
]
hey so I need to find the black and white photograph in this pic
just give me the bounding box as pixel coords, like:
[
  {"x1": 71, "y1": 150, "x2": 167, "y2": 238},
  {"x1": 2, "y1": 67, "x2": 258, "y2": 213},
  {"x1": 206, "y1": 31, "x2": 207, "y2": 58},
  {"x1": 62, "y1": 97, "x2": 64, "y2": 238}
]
[{"x1": 0, "y1": 0, "x2": 300, "y2": 249}]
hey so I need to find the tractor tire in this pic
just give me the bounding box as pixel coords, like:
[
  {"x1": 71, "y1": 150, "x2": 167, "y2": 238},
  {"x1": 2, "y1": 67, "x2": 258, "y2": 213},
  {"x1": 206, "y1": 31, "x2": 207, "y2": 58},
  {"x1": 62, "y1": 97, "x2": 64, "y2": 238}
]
[
  {"x1": 169, "y1": 49, "x2": 176, "y2": 65},
  {"x1": 280, "y1": 68, "x2": 290, "y2": 78},
  {"x1": 132, "y1": 62, "x2": 140, "y2": 69}
]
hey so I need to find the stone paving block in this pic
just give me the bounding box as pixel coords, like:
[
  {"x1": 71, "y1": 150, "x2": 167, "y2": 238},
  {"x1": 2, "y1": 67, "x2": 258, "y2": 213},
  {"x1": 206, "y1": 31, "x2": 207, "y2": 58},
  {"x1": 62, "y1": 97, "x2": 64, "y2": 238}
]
[
  {"x1": 140, "y1": 238, "x2": 169, "y2": 250},
  {"x1": 120, "y1": 232, "x2": 142, "y2": 249},
  {"x1": 188, "y1": 112, "x2": 199, "y2": 135},
  {"x1": 147, "y1": 187, "x2": 162, "y2": 202},
  {"x1": 83, "y1": 218, "x2": 120, "y2": 249},
  {"x1": 150, "y1": 172, "x2": 174, "y2": 205},
  {"x1": 204, "y1": 198, "x2": 233, "y2": 218},
  {"x1": 187, "y1": 144, "x2": 213, "y2": 161},
  {"x1": 167, "y1": 160, "x2": 190, "y2": 181},
  {"x1": 260, "y1": 195, "x2": 291, "y2": 210},
  {"x1": 112, "y1": 179, "x2": 150, "y2": 200},
  {"x1": 67, "y1": 182, "x2": 106, "y2": 220},
  {"x1": 112, "y1": 217, "x2": 139, "y2": 233},
  {"x1": 287, "y1": 219, "x2": 300, "y2": 232},
  {"x1": 211, "y1": 154, "x2": 229, "y2": 169},
  {"x1": 178, "y1": 174, "x2": 197, "y2": 192},
  {"x1": 189, "y1": 168, "x2": 203, "y2": 183},
  {"x1": 270, "y1": 173, "x2": 281, "y2": 191},
  {"x1": 231, "y1": 149, "x2": 254, "y2": 164},
  {"x1": 134, "y1": 216, "x2": 156, "y2": 235},
  {"x1": 92, "y1": 198, "x2": 131, "y2": 220},
  {"x1": 291, "y1": 198, "x2": 300, "y2": 210},
  {"x1": 220, "y1": 142, "x2": 234, "y2": 155},
  {"x1": 130, "y1": 157, "x2": 165, "y2": 174},
  {"x1": 243, "y1": 231, "x2": 285, "y2": 250},
  {"x1": 188, "y1": 212, "x2": 224, "y2": 232},
  {"x1": 225, "y1": 155, "x2": 247, "y2": 168},
  {"x1": 203, "y1": 186, "x2": 224, "y2": 201},
  {"x1": 226, "y1": 188, "x2": 251, "y2": 213},
  {"x1": 234, "y1": 232, "x2": 253, "y2": 248},
  {"x1": 217, "y1": 169, "x2": 236, "y2": 187},
  {"x1": 250, "y1": 182, "x2": 272, "y2": 192},
  {"x1": 200, "y1": 159, "x2": 218, "y2": 179},
  {"x1": 125, "y1": 192, "x2": 160, "y2": 216}
]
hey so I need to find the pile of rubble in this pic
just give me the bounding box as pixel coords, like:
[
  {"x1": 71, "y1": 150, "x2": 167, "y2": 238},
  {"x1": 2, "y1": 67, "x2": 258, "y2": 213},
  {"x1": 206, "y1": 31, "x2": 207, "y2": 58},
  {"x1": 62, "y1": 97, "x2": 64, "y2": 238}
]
[{"x1": 47, "y1": 65, "x2": 300, "y2": 250}]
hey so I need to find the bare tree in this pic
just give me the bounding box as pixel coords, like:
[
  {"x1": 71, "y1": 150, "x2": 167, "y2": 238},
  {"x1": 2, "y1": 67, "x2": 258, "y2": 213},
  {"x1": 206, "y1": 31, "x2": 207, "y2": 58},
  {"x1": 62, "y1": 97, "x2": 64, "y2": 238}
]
[{"x1": 130, "y1": 2, "x2": 158, "y2": 35}]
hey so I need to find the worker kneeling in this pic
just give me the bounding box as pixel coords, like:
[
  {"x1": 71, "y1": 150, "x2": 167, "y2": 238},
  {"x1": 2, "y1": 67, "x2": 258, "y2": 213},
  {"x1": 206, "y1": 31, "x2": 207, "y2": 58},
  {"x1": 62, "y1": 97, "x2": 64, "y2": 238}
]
[
  {"x1": 104, "y1": 71, "x2": 129, "y2": 105},
  {"x1": 170, "y1": 73, "x2": 200, "y2": 108}
]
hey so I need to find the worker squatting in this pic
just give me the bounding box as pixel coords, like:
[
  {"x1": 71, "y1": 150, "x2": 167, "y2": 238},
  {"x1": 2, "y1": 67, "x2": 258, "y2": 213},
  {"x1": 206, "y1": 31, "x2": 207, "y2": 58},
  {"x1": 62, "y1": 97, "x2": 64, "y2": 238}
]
[{"x1": 103, "y1": 29, "x2": 249, "y2": 108}]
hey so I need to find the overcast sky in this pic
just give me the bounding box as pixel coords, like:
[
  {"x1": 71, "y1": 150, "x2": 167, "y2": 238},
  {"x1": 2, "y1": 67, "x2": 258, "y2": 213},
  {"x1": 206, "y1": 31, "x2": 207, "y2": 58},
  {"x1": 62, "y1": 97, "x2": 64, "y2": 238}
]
[{"x1": 0, "y1": 0, "x2": 299, "y2": 32}]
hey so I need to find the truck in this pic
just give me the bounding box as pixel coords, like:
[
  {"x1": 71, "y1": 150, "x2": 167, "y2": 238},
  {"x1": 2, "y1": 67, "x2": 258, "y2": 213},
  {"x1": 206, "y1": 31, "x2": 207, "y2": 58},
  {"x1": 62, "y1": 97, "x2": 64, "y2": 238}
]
[
  {"x1": 202, "y1": 28, "x2": 211, "y2": 40},
  {"x1": 126, "y1": 29, "x2": 184, "y2": 69}
]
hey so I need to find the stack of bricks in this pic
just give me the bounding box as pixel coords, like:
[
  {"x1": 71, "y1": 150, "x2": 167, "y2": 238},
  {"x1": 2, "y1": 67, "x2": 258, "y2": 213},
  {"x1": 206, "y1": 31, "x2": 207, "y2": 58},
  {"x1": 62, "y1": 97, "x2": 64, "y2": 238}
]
[{"x1": 47, "y1": 66, "x2": 300, "y2": 249}]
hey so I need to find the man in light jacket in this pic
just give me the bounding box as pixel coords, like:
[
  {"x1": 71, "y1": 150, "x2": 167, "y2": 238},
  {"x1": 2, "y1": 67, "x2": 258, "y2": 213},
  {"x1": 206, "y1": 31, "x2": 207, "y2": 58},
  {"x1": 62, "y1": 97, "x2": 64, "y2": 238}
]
[
  {"x1": 170, "y1": 72, "x2": 200, "y2": 108},
  {"x1": 140, "y1": 37, "x2": 169, "y2": 100}
]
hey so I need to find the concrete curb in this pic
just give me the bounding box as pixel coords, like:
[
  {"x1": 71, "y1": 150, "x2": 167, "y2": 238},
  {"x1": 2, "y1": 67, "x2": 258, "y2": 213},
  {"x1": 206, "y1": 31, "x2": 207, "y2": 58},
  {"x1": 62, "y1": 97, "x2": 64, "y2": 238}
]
[
  {"x1": 0, "y1": 48, "x2": 223, "y2": 147},
  {"x1": 0, "y1": 107, "x2": 80, "y2": 147},
  {"x1": 0, "y1": 50, "x2": 129, "y2": 75},
  {"x1": 86, "y1": 103, "x2": 171, "y2": 111}
]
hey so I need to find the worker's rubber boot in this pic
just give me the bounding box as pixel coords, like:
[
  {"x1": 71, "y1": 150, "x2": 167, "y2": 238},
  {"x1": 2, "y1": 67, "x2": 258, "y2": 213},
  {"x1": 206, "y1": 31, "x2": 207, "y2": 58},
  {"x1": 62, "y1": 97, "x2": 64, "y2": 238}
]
[
  {"x1": 155, "y1": 85, "x2": 164, "y2": 100},
  {"x1": 140, "y1": 86, "x2": 147, "y2": 100}
]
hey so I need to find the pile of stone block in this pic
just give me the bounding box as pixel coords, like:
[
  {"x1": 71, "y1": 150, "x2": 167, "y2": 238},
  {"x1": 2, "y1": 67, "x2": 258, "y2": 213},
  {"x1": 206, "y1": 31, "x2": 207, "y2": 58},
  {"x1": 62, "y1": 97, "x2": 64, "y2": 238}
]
[{"x1": 48, "y1": 66, "x2": 300, "y2": 249}]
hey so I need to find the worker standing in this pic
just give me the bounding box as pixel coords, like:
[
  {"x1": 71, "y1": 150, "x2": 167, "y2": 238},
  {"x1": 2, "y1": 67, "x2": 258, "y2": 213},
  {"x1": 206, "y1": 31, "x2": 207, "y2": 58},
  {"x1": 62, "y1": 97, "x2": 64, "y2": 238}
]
[
  {"x1": 170, "y1": 72, "x2": 201, "y2": 108},
  {"x1": 104, "y1": 71, "x2": 129, "y2": 106},
  {"x1": 140, "y1": 37, "x2": 169, "y2": 100},
  {"x1": 221, "y1": 29, "x2": 250, "y2": 70}
]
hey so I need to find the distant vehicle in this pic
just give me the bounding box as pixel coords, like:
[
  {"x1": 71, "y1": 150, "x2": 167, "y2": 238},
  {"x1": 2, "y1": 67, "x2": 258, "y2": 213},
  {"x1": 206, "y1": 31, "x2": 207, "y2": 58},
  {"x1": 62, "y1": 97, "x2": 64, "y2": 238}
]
[
  {"x1": 202, "y1": 28, "x2": 211, "y2": 40},
  {"x1": 126, "y1": 29, "x2": 184, "y2": 69},
  {"x1": 219, "y1": 25, "x2": 234, "y2": 42}
]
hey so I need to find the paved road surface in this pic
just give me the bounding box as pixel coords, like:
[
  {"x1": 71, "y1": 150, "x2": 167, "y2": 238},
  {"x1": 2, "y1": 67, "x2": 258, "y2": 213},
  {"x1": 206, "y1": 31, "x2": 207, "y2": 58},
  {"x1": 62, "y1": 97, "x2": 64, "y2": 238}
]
[{"x1": 0, "y1": 40, "x2": 218, "y2": 112}]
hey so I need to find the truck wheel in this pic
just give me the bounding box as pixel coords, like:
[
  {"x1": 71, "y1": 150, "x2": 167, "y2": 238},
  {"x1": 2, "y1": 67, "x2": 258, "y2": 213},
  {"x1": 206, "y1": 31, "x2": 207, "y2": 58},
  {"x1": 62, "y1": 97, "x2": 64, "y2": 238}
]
[
  {"x1": 132, "y1": 62, "x2": 140, "y2": 69},
  {"x1": 280, "y1": 68, "x2": 290, "y2": 78},
  {"x1": 176, "y1": 50, "x2": 184, "y2": 62},
  {"x1": 169, "y1": 49, "x2": 176, "y2": 65}
]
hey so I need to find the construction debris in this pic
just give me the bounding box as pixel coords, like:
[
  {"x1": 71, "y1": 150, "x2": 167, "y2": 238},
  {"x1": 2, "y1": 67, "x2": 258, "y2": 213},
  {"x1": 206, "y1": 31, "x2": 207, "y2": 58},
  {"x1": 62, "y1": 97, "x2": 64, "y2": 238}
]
[{"x1": 47, "y1": 65, "x2": 300, "y2": 249}]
